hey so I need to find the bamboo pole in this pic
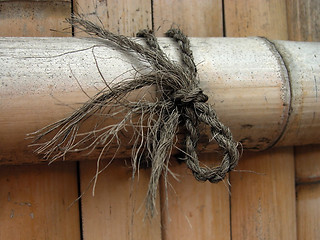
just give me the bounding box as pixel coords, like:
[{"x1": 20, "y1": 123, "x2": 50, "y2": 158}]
[
  {"x1": 0, "y1": 37, "x2": 320, "y2": 164},
  {"x1": 230, "y1": 148, "x2": 296, "y2": 240},
  {"x1": 273, "y1": 40, "x2": 320, "y2": 146}
]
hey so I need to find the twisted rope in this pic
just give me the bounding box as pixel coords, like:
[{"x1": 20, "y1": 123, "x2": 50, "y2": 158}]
[{"x1": 138, "y1": 28, "x2": 239, "y2": 183}]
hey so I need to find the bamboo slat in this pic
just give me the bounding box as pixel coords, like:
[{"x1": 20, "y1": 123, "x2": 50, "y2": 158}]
[
  {"x1": 74, "y1": 0, "x2": 152, "y2": 37},
  {"x1": 0, "y1": 1, "x2": 71, "y2": 37},
  {"x1": 286, "y1": 0, "x2": 320, "y2": 41},
  {"x1": 73, "y1": 1, "x2": 161, "y2": 239},
  {"x1": 226, "y1": 1, "x2": 297, "y2": 239},
  {"x1": 230, "y1": 148, "x2": 296, "y2": 240},
  {"x1": 160, "y1": 156, "x2": 230, "y2": 240},
  {"x1": 153, "y1": 2, "x2": 231, "y2": 240},
  {"x1": 153, "y1": 0, "x2": 223, "y2": 37},
  {"x1": 0, "y1": 163, "x2": 80, "y2": 239},
  {"x1": 224, "y1": 0, "x2": 288, "y2": 40},
  {"x1": 0, "y1": 1, "x2": 81, "y2": 239},
  {"x1": 79, "y1": 160, "x2": 161, "y2": 240},
  {"x1": 296, "y1": 183, "x2": 320, "y2": 240}
]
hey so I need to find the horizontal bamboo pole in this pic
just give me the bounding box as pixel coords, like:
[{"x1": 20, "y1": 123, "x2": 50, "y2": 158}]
[{"x1": 0, "y1": 37, "x2": 319, "y2": 165}]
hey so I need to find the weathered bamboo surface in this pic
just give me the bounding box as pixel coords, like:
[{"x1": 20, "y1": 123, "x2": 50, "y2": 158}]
[{"x1": 0, "y1": 37, "x2": 319, "y2": 164}]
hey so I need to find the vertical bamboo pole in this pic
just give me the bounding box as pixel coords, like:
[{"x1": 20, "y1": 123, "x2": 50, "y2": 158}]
[
  {"x1": 295, "y1": 146, "x2": 320, "y2": 183},
  {"x1": 0, "y1": 1, "x2": 81, "y2": 239},
  {"x1": 224, "y1": 0, "x2": 297, "y2": 239},
  {"x1": 78, "y1": 160, "x2": 161, "y2": 240},
  {"x1": 74, "y1": 0, "x2": 152, "y2": 37},
  {"x1": 73, "y1": 1, "x2": 161, "y2": 239},
  {"x1": 153, "y1": 1, "x2": 231, "y2": 239},
  {"x1": 0, "y1": 163, "x2": 80, "y2": 239},
  {"x1": 295, "y1": 148, "x2": 320, "y2": 240},
  {"x1": 295, "y1": 183, "x2": 320, "y2": 240},
  {"x1": 159, "y1": 157, "x2": 231, "y2": 240},
  {"x1": 287, "y1": 1, "x2": 320, "y2": 238},
  {"x1": 230, "y1": 149, "x2": 296, "y2": 239}
]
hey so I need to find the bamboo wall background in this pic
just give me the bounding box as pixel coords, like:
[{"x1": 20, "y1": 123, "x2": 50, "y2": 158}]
[{"x1": 0, "y1": 0, "x2": 319, "y2": 239}]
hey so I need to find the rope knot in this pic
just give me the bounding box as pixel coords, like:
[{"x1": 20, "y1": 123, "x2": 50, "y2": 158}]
[
  {"x1": 30, "y1": 17, "x2": 241, "y2": 217},
  {"x1": 172, "y1": 88, "x2": 208, "y2": 105}
]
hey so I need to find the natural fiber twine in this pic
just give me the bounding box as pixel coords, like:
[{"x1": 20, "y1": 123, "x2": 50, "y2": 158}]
[{"x1": 28, "y1": 15, "x2": 240, "y2": 217}]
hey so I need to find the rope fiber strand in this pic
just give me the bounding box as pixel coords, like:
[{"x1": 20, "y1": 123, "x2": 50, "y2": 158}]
[{"x1": 28, "y1": 15, "x2": 240, "y2": 217}]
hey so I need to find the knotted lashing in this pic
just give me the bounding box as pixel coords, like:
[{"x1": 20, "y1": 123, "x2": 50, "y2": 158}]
[{"x1": 29, "y1": 15, "x2": 240, "y2": 216}]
